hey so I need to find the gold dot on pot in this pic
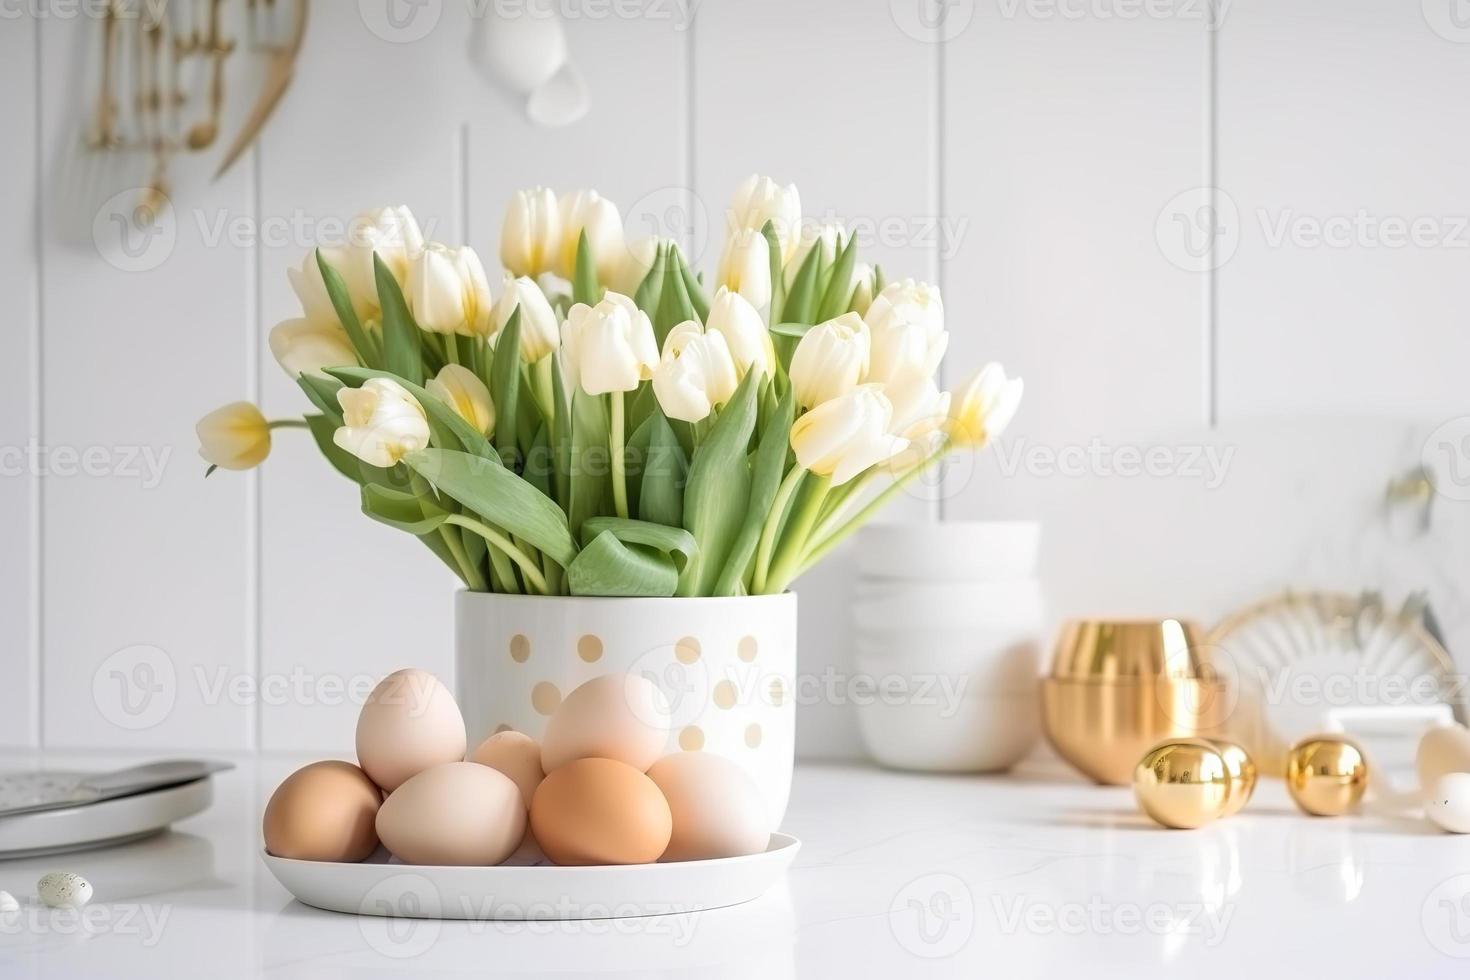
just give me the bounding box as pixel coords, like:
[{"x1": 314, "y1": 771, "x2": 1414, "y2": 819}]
[
  {"x1": 509, "y1": 634, "x2": 530, "y2": 663},
  {"x1": 531, "y1": 682, "x2": 562, "y2": 716},
  {"x1": 745, "y1": 724, "x2": 762, "y2": 748},
  {"x1": 713, "y1": 680, "x2": 737, "y2": 710},
  {"x1": 738, "y1": 636, "x2": 758, "y2": 662},
  {"x1": 679, "y1": 726, "x2": 705, "y2": 751},
  {"x1": 675, "y1": 636, "x2": 702, "y2": 664},
  {"x1": 577, "y1": 634, "x2": 603, "y2": 663},
  {"x1": 769, "y1": 678, "x2": 785, "y2": 706}
]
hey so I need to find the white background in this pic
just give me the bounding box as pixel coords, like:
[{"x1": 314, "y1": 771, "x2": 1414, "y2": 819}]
[{"x1": 3, "y1": 0, "x2": 1468, "y2": 758}]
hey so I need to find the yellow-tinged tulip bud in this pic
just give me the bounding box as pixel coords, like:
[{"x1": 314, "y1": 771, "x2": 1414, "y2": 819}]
[
  {"x1": 492, "y1": 275, "x2": 560, "y2": 363},
  {"x1": 268, "y1": 317, "x2": 358, "y2": 379},
  {"x1": 706, "y1": 286, "x2": 773, "y2": 379},
  {"x1": 342, "y1": 205, "x2": 425, "y2": 314},
  {"x1": 716, "y1": 228, "x2": 772, "y2": 311},
  {"x1": 652, "y1": 320, "x2": 740, "y2": 423},
  {"x1": 864, "y1": 279, "x2": 947, "y2": 386},
  {"x1": 197, "y1": 402, "x2": 272, "y2": 471},
  {"x1": 789, "y1": 385, "x2": 909, "y2": 487},
  {"x1": 789, "y1": 312, "x2": 870, "y2": 409},
  {"x1": 333, "y1": 378, "x2": 431, "y2": 468},
  {"x1": 288, "y1": 246, "x2": 357, "y2": 326},
  {"x1": 560, "y1": 292, "x2": 658, "y2": 395},
  {"x1": 427, "y1": 364, "x2": 495, "y2": 436},
  {"x1": 501, "y1": 186, "x2": 561, "y2": 279},
  {"x1": 726, "y1": 173, "x2": 801, "y2": 263},
  {"x1": 407, "y1": 243, "x2": 495, "y2": 336},
  {"x1": 555, "y1": 189, "x2": 625, "y2": 284},
  {"x1": 948, "y1": 362, "x2": 1023, "y2": 448}
]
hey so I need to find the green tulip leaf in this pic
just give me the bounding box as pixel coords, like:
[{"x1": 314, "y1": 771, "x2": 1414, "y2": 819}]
[
  {"x1": 572, "y1": 229, "x2": 600, "y2": 306},
  {"x1": 550, "y1": 352, "x2": 572, "y2": 510},
  {"x1": 361, "y1": 483, "x2": 449, "y2": 535},
  {"x1": 815, "y1": 233, "x2": 858, "y2": 323},
  {"x1": 296, "y1": 373, "x2": 344, "y2": 423},
  {"x1": 762, "y1": 219, "x2": 785, "y2": 325},
  {"x1": 675, "y1": 246, "x2": 710, "y2": 323},
  {"x1": 633, "y1": 241, "x2": 667, "y2": 316},
  {"x1": 566, "y1": 530, "x2": 678, "y2": 597},
  {"x1": 714, "y1": 384, "x2": 794, "y2": 596},
  {"x1": 637, "y1": 406, "x2": 686, "y2": 528},
  {"x1": 568, "y1": 386, "x2": 611, "y2": 538},
  {"x1": 679, "y1": 371, "x2": 758, "y2": 595},
  {"x1": 316, "y1": 250, "x2": 377, "y2": 368},
  {"x1": 491, "y1": 308, "x2": 522, "y2": 466},
  {"x1": 374, "y1": 253, "x2": 422, "y2": 385},
  {"x1": 580, "y1": 517, "x2": 697, "y2": 574},
  {"x1": 782, "y1": 239, "x2": 825, "y2": 325},
  {"x1": 653, "y1": 246, "x2": 695, "y2": 348},
  {"x1": 403, "y1": 448, "x2": 578, "y2": 568}
]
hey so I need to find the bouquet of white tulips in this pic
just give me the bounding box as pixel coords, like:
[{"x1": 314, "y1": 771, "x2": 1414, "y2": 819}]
[{"x1": 197, "y1": 177, "x2": 1022, "y2": 597}]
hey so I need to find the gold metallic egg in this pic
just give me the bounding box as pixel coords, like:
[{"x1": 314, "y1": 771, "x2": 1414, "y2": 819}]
[
  {"x1": 1133, "y1": 738, "x2": 1232, "y2": 829},
  {"x1": 1208, "y1": 740, "x2": 1257, "y2": 817},
  {"x1": 1285, "y1": 736, "x2": 1368, "y2": 817}
]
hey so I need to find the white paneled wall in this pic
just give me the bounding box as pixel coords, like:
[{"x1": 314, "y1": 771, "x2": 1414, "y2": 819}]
[{"x1": 4, "y1": 0, "x2": 1467, "y2": 757}]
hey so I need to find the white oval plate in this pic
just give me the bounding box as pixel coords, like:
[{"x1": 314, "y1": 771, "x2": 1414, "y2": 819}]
[
  {"x1": 0, "y1": 778, "x2": 213, "y2": 859},
  {"x1": 264, "y1": 833, "x2": 801, "y2": 920}
]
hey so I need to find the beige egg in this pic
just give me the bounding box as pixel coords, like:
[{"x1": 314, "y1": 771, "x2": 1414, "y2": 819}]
[
  {"x1": 647, "y1": 752, "x2": 770, "y2": 862},
  {"x1": 356, "y1": 669, "x2": 467, "y2": 792},
  {"x1": 376, "y1": 761, "x2": 526, "y2": 865},
  {"x1": 470, "y1": 730, "x2": 545, "y2": 808},
  {"x1": 530, "y1": 758, "x2": 672, "y2": 865},
  {"x1": 263, "y1": 760, "x2": 381, "y2": 863},
  {"x1": 541, "y1": 673, "x2": 671, "y2": 773},
  {"x1": 1427, "y1": 773, "x2": 1470, "y2": 834},
  {"x1": 1417, "y1": 724, "x2": 1470, "y2": 792}
]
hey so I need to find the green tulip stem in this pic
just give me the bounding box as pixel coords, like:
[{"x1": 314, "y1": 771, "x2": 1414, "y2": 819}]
[
  {"x1": 765, "y1": 472, "x2": 832, "y2": 595},
  {"x1": 444, "y1": 514, "x2": 550, "y2": 595},
  {"x1": 266, "y1": 419, "x2": 309, "y2": 431},
  {"x1": 610, "y1": 389, "x2": 630, "y2": 519},
  {"x1": 753, "y1": 465, "x2": 805, "y2": 594},
  {"x1": 799, "y1": 442, "x2": 953, "y2": 574},
  {"x1": 437, "y1": 525, "x2": 487, "y2": 592}
]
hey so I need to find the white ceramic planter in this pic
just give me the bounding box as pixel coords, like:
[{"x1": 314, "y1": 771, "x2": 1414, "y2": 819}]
[
  {"x1": 456, "y1": 592, "x2": 797, "y2": 826},
  {"x1": 852, "y1": 521, "x2": 1043, "y2": 773}
]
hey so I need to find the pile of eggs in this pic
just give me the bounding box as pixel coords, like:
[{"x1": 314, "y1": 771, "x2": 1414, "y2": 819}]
[{"x1": 263, "y1": 668, "x2": 771, "y2": 866}]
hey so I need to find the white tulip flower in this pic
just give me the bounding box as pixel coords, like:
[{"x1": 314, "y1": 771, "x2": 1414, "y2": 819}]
[
  {"x1": 427, "y1": 363, "x2": 496, "y2": 436},
  {"x1": 611, "y1": 236, "x2": 668, "y2": 296},
  {"x1": 268, "y1": 317, "x2": 358, "y2": 378},
  {"x1": 706, "y1": 286, "x2": 773, "y2": 379},
  {"x1": 333, "y1": 378, "x2": 431, "y2": 468},
  {"x1": 789, "y1": 385, "x2": 909, "y2": 487},
  {"x1": 196, "y1": 401, "x2": 272, "y2": 471},
  {"x1": 784, "y1": 222, "x2": 844, "y2": 287},
  {"x1": 863, "y1": 279, "x2": 947, "y2": 385},
  {"x1": 561, "y1": 292, "x2": 659, "y2": 395},
  {"x1": 501, "y1": 186, "x2": 561, "y2": 280},
  {"x1": 716, "y1": 228, "x2": 772, "y2": 311},
  {"x1": 726, "y1": 174, "x2": 801, "y2": 262},
  {"x1": 883, "y1": 370, "x2": 953, "y2": 469},
  {"x1": 652, "y1": 321, "x2": 740, "y2": 423},
  {"x1": 555, "y1": 189, "x2": 625, "y2": 284},
  {"x1": 948, "y1": 362, "x2": 1023, "y2": 448},
  {"x1": 789, "y1": 312, "x2": 871, "y2": 409},
  {"x1": 492, "y1": 275, "x2": 560, "y2": 363},
  {"x1": 288, "y1": 247, "x2": 357, "y2": 326},
  {"x1": 407, "y1": 243, "x2": 495, "y2": 336},
  {"x1": 343, "y1": 205, "x2": 425, "y2": 311}
]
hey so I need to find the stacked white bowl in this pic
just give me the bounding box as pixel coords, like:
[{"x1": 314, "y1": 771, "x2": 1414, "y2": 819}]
[{"x1": 851, "y1": 521, "x2": 1043, "y2": 772}]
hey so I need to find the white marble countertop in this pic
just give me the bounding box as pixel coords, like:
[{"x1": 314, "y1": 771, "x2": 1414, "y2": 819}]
[{"x1": 0, "y1": 751, "x2": 1466, "y2": 978}]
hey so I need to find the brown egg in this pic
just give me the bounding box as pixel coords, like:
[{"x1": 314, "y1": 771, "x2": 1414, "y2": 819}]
[
  {"x1": 530, "y1": 758, "x2": 672, "y2": 865},
  {"x1": 263, "y1": 760, "x2": 381, "y2": 862},
  {"x1": 356, "y1": 669, "x2": 467, "y2": 793},
  {"x1": 470, "y1": 731, "x2": 544, "y2": 809}
]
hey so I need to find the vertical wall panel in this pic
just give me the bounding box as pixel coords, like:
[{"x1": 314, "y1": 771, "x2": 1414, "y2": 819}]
[
  {"x1": 1, "y1": 18, "x2": 38, "y2": 747},
  {"x1": 1216, "y1": 1, "x2": 1470, "y2": 419},
  {"x1": 943, "y1": 7, "x2": 1210, "y2": 619},
  {"x1": 256, "y1": 3, "x2": 479, "y2": 751},
  {"x1": 39, "y1": 11, "x2": 256, "y2": 748},
  {"x1": 695, "y1": 0, "x2": 938, "y2": 758}
]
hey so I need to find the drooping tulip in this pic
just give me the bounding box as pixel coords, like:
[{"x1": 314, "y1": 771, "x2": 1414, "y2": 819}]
[
  {"x1": 863, "y1": 279, "x2": 947, "y2": 385},
  {"x1": 492, "y1": 275, "x2": 560, "y2": 363},
  {"x1": 333, "y1": 378, "x2": 431, "y2": 468},
  {"x1": 427, "y1": 364, "x2": 496, "y2": 436},
  {"x1": 948, "y1": 363, "x2": 1024, "y2": 448},
  {"x1": 715, "y1": 228, "x2": 772, "y2": 311},
  {"x1": 789, "y1": 385, "x2": 909, "y2": 487},
  {"x1": 196, "y1": 401, "x2": 272, "y2": 471},
  {"x1": 268, "y1": 317, "x2": 358, "y2": 378},
  {"x1": 789, "y1": 312, "x2": 870, "y2": 409},
  {"x1": 705, "y1": 287, "x2": 773, "y2": 379},
  {"x1": 555, "y1": 189, "x2": 625, "y2": 284},
  {"x1": 652, "y1": 321, "x2": 740, "y2": 423},
  {"x1": 500, "y1": 186, "x2": 561, "y2": 280},
  {"x1": 561, "y1": 292, "x2": 659, "y2": 395},
  {"x1": 407, "y1": 243, "x2": 494, "y2": 336}
]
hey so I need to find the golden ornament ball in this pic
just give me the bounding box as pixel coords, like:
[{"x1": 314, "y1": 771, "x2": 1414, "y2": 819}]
[
  {"x1": 1208, "y1": 739, "x2": 1258, "y2": 817},
  {"x1": 1285, "y1": 735, "x2": 1368, "y2": 817},
  {"x1": 1133, "y1": 738, "x2": 1233, "y2": 829}
]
